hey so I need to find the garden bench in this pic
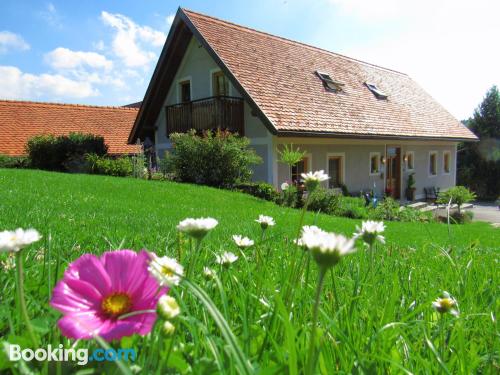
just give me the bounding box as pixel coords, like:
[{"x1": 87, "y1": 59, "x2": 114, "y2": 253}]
[{"x1": 424, "y1": 187, "x2": 440, "y2": 202}]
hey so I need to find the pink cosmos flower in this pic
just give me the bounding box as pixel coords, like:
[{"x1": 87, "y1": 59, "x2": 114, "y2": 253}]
[{"x1": 50, "y1": 250, "x2": 166, "y2": 341}]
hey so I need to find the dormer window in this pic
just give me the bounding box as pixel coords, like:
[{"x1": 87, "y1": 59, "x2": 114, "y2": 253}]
[
  {"x1": 365, "y1": 82, "x2": 388, "y2": 99},
  {"x1": 316, "y1": 71, "x2": 344, "y2": 92}
]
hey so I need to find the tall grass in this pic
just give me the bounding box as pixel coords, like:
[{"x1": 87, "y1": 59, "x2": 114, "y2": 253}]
[{"x1": 0, "y1": 169, "x2": 498, "y2": 373}]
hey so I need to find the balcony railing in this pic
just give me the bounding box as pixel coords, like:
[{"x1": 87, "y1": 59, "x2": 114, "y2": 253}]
[{"x1": 166, "y1": 96, "x2": 244, "y2": 136}]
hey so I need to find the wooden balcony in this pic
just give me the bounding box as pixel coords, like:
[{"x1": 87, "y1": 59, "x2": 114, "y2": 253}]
[{"x1": 166, "y1": 96, "x2": 244, "y2": 136}]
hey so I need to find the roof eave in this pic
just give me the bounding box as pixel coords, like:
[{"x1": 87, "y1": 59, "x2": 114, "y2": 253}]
[
  {"x1": 276, "y1": 130, "x2": 479, "y2": 142},
  {"x1": 128, "y1": 8, "x2": 187, "y2": 143}
]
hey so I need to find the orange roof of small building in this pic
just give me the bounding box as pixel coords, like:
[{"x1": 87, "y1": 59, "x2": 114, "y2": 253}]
[
  {"x1": 0, "y1": 100, "x2": 139, "y2": 156},
  {"x1": 130, "y1": 8, "x2": 478, "y2": 142}
]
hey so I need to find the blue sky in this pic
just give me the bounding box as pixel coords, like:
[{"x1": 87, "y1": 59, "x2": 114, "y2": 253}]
[{"x1": 0, "y1": 0, "x2": 498, "y2": 120}]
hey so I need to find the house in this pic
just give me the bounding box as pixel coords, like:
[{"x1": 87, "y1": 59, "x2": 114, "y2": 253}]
[
  {"x1": 129, "y1": 8, "x2": 478, "y2": 200},
  {"x1": 0, "y1": 100, "x2": 139, "y2": 156}
]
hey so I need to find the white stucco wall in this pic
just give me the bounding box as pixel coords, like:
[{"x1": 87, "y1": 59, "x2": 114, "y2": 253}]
[{"x1": 275, "y1": 138, "x2": 457, "y2": 199}]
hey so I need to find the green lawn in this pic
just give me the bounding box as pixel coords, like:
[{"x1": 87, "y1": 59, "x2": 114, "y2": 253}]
[{"x1": 0, "y1": 169, "x2": 498, "y2": 374}]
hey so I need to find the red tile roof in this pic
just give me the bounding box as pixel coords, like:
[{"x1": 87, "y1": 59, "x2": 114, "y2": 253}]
[
  {"x1": 178, "y1": 9, "x2": 476, "y2": 141},
  {"x1": 0, "y1": 100, "x2": 139, "y2": 156}
]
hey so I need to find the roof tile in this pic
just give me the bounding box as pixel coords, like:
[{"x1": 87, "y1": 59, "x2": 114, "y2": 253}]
[
  {"x1": 0, "y1": 100, "x2": 139, "y2": 156},
  {"x1": 183, "y1": 9, "x2": 477, "y2": 140}
]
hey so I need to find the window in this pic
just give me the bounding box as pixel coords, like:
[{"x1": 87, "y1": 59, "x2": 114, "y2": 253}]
[
  {"x1": 369, "y1": 152, "x2": 381, "y2": 175},
  {"x1": 179, "y1": 80, "x2": 191, "y2": 102},
  {"x1": 406, "y1": 151, "x2": 414, "y2": 171},
  {"x1": 327, "y1": 153, "x2": 344, "y2": 188},
  {"x1": 291, "y1": 156, "x2": 310, "y2": 184},
  {"x1": 365, "y1": 82, "x2": 388, "y2": 99},
  {"x1": 212, "y1": 71, "x2": 229, "y2": 96},
  {"x1": 429, "y1": 151, "x2": 437, "y2": 176},
  {"x1": 315, "y1": 71, "x2": 344, "y2": 92},
  {"x1": 443, "y1": 151, "x2": 451, "y2": 174}
]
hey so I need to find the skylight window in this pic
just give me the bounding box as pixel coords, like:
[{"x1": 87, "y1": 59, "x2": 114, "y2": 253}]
[
  {"x1": 365, "y1": 82, "x2": 388, "y2": 99},
  {"x1": 316, "y1": 71, "x2": 344, "y2": 92}
]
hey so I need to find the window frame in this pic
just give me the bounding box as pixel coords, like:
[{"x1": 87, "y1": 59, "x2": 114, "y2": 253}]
[
  {"x1": 443, "y1": 151, "x2": 451, "y2": 175},
  {"x1": 405, "y1": 151, "x2": 415, "y2": 171},
  {"x1": 290, "y1": 154, "x2": 312, "y2": 185},
  {"x1": 369, "y1": 152, "x2": 381, "y2": 176},
  {"x1": 210, "y1": 68, "x2": 231, "y2": 97},
  {"x1": 326, "y1": 152, "x2": 345, "y2": 189},
  {"x1": 365, "y1": 82, "x2": 388, "y2": 99},
  {"x1": 428, "y1": 151, "x2": 438, "y2": 177},
  {"x1": 177, "y1": 76, "x2": 192, "y2": 103},
  {"x1": 315, "y1": 71, "x2": 344, "y2": 92}
]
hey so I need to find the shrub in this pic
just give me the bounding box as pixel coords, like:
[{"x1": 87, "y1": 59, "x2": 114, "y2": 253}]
[
  {"x1": 369, "y1": 197, "x2": 401, "y2": 221},
  {"x1": 169, "y1": 130, "x2": 261, "y2": 188},
  {"x1": 0, "y1": 154, "x2": 30, "y2": 169},
  {"x1": 85, "y1": 154, "x2": 133, "y2": 177},
  {"x1": 236, "y1": 182, "x2": 279, "y2": 202},
  {"x1": 437, "y1": 186, "x2": 476, "y2": 214},
  {"x1": 398, "y1": 207, "x2": 434, "y2": 223},
  {"x1": 333, "y1": 196, "x2": 368, "y2": 219},
  {"x1": 26, "y1": 133, "x2": 108, "y2": 171},
  {"x1": 307, "y1": 188, "x2": 340, "y2": 214},
  {"x1": 279, "y1": 184, "x2": 299, "y2": 208},
  {"x1": 131, "y1": 148, "x2": 147, "y2": 179}
]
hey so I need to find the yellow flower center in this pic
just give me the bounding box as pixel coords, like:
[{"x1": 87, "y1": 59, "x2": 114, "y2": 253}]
[
  {"x1": 101, "y1": 293, "x2": 132, "y2": 317},
  {"x1": 440, "y1": 298, "x2": 455, "y2": 310},
  {"x1": 161, "y1": 266, "x2": 174, "y2": 277}
]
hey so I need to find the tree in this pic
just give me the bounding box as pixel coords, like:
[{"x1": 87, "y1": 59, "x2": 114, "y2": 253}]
[
  {"x1": 457, "y1": 86, "x2": 500, "y2": 200},
  {"x1": 470, "y1": 86, "x2": 500, "y2": 138}
]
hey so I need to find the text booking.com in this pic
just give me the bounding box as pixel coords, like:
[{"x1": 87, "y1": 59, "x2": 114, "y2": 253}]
[{"x1": 8, "y1": 344, "x2": 136, "y2": 366}]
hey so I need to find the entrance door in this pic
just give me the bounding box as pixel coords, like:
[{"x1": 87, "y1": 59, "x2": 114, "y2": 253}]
[{"x1": 385, "y1": 147, "x2": 401, "y2": 199}]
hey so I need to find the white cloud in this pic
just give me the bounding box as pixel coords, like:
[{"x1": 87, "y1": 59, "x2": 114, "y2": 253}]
[
  {"x1": 93, "y1": 40, "x2": 105, "y2": 51},
  {"x1": 0, "y1": 65, "x2": 98, "y2": 100},
  {"x1": 45, "y1": 47, "x2": 113, "y2": 70},
  {"x1": 0, "y1": 31, "x2": 30, "y2": 54},
  {"x1": 323, "y1": 0, "x2": 500, "y2": 119},
  {"x1": 39, "y1": 2, "x2": 62, "y2": 28},
  {"x1": 100, "y1": 11, "x2": 166, "y2": 68},
  {"x1": 166, "y1": 14, "x2": 175, "y2": 25}
]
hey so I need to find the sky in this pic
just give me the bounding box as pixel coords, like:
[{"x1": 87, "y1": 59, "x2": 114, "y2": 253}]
[{"x1": 0, "y1": 0, "x2": 498, "y2": 120}]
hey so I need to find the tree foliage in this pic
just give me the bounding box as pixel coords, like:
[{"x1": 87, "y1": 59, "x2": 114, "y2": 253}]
[{"x1": 457, "y1": 86, "x2": 500, "y2": 200}]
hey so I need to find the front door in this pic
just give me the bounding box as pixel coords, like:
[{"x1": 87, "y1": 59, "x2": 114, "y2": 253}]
[{"x1": 385, "y1": 147, "x2": 401, "y2": 199}]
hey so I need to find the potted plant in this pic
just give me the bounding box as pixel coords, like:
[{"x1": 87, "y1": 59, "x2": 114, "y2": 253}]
[{"x1": 406, "y1": 173, "x2": 416, "y2": 201}]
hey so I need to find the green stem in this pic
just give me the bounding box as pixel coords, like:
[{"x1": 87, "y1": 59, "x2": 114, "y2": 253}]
[
  {"x1": 306, "y1": 266, "x2": 327, "y2": 375},
  {"x1": 15, "y1": 251, "x2": 38, "y2": 347},
  {"x1": 186, "y1": 238, "x2": 202, "y2": 279}
]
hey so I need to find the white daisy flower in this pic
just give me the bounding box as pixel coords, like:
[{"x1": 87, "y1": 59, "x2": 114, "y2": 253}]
[
  {"x1": 353, "y1": 220, "x2": 385, "y2": 246},
  {"x1": 298, "y1": 226, "x2": 356, "y2": 268},
  {"x1": 176, "y1": 217, "x2": 218, "y2": 239},
  {"x1": 215, "y1": 252, "x2": 238, "y2": 266},
  {"x1": 300, "y1": 170, "x2": 329, "y2": 191},
  {"x1": 281, "y1": 182, "x2": 289, "y2": 191},
  {"x1": 148, "y1": 255, "x2": 184, "y2": 287},
  {"x1": 432, "y1": 291, "x2": 459, "y2": 316},
  {"x1": 157, "y1": 295, "x2": 181, "y2": 320},
  {"x1": 255, "y1": 215, "x2": 275, "y2": 230},
  {"x1": 203, "y1": 267, "x2": 216, "y2": 279},
  {"x1": 232, "y1": 235, "x2": 254, "y2": 249},
  {"x1": 0, "y1": 228, "x2": 41, "y2": 253},
  {"x1": 162, "y1": 321, "x2": 176, "y2": 335}
]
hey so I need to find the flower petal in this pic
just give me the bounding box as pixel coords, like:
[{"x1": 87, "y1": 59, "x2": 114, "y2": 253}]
[
  {"x1": 57, "y1": 311, "x2": 108, "y2": 339},
  {"x1": 65, "y1": 254, "x2": 112, "y2": 297},
  {"x1": 51, "y1": 278, "x2": 102, "y2": 314}
]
